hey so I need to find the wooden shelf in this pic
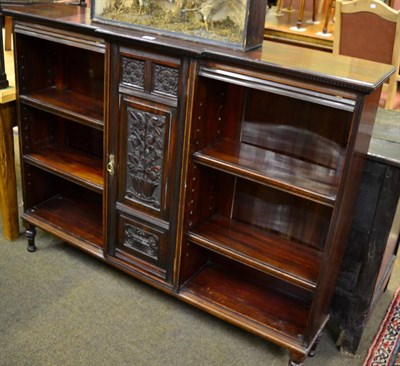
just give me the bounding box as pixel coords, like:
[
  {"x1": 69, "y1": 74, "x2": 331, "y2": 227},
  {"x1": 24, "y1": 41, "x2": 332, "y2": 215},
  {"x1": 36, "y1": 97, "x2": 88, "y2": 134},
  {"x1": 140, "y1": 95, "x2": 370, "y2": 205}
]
[
  {"x1": 194, "y1": 138, "x2": 341, "y2": 206},
  {"x1": 23, "y1": 194, "x2": 104, "y2": 249},
  {"x1": 180, "y1": 262, "x2": 311, "y2": 342},
  {"x1": 188, "y1": 215, "x2": 322, "y2": 290},
  {"x1": 20, "y1": 87, "x2": 104, "y2": 130},
  {"x1": 24, "y1": 145, "x2": 103, "y2": 193}
]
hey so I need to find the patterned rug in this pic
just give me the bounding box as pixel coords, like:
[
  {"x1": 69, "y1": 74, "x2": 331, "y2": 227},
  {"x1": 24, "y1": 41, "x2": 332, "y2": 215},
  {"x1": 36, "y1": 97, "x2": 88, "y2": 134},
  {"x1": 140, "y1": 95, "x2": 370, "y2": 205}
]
[{"x1": 363, "y1": 287, "x2": 400, "y2": 366}]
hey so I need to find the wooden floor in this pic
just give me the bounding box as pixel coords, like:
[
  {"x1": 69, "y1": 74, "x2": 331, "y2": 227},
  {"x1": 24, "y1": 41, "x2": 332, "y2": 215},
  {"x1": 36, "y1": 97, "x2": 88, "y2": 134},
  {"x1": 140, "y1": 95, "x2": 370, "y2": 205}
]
[{"x1": 264, "y1": 6, "x2": 334, "y2": 52}]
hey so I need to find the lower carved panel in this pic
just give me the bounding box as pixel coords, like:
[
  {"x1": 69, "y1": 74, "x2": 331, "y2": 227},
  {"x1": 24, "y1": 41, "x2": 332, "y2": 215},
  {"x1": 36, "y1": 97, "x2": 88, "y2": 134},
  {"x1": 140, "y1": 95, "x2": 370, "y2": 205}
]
[
  {"x1": 116, "y1": 212, "x2": 169, "y2": 281},
  {"x1": 123, "y1": 223, "x2": 159, "y2": 260}
]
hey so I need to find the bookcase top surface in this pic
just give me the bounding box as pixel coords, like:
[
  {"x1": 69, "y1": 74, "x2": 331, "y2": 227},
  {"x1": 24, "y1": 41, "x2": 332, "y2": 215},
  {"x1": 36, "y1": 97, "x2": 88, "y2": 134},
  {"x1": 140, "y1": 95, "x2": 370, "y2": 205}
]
[{"x1": 2, "y1": 3, "x2": 394, "y2": 92}]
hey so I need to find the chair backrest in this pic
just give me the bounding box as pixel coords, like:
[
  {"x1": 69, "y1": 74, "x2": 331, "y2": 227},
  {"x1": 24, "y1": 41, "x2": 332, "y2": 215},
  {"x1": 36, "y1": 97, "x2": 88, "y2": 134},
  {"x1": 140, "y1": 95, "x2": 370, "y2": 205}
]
[
  {"x1": 391, "y1": 0, "x2": 400, "y2": 11},
  {"x1": 333, "y1": 0, "x2": 400, "y2": 109}
]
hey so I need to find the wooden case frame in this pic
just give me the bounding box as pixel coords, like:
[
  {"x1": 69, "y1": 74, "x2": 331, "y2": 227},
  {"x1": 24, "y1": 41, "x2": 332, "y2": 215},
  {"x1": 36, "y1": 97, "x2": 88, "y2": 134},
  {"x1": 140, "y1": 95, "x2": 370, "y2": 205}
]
[{"x1": 91, "y1": 0, "x2": 267, "y2": 51}]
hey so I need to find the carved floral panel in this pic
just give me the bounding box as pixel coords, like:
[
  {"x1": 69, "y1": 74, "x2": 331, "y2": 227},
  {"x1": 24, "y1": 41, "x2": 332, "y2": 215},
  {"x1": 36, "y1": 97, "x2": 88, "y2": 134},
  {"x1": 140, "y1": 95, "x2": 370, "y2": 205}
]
[
  {"x1": 125, "y1": 106, "x2": 167, "y2": 210},
  {"x1": 152, "y1": 64, "x2": 179, "y2": 97},
  {"x1": 123, "y1": 223, "x2": 159, "y2": 260},
  {"x1": 121, "y1": 57, "x2": 145, "y2": 89}
]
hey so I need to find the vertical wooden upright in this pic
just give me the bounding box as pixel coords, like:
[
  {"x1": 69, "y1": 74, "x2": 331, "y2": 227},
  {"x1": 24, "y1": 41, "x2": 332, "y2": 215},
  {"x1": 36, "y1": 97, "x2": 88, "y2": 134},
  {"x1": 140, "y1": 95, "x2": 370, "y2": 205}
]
[
  {"x1": 0, "y1": 101, "x2": 19, "y2": 240},
  {"x1": 0, "y1": 13, "x2": 19, "y2": 240}
]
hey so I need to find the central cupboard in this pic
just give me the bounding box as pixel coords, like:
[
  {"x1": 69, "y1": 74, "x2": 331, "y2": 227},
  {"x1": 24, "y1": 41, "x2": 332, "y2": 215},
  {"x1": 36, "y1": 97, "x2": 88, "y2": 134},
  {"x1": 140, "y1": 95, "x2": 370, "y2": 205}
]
[{"x1": 5, "y1": 4, "x2": 394, "y2": 365}]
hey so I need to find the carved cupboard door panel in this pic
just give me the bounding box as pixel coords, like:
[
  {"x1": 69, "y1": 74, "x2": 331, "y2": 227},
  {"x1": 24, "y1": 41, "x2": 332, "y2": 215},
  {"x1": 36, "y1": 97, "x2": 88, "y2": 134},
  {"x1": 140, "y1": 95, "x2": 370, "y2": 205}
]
[
  {"x1": 118, "y1": 97, "x2": 174, "y2": 217},
  {"x1": 113, "y1": 96, "x2": 177, "y2": 283},
  {"x1": 107, "y1": 45, "x2": 186, "y2": 287}
]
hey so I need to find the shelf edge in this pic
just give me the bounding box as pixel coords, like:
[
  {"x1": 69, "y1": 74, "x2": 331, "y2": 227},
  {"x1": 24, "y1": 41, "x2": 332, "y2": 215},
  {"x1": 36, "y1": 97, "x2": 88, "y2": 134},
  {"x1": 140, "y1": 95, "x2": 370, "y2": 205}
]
[
  {"x1": 194, "y1": 152, "x2": 336, "y2": 207},
  {"x1": 20, "y1": 94, "x2": 104, "y2": 131},
  {"x1": 23, "y1": 154, "x2": 104, "y2": 194},
  {"x1": 22, "y1": 212, "x2": 105, "y2": 260},
  {"x1": 179, "y1": 288, "x2": 307, "y2": 355},
  {"x1": 187, "y1": 231, "x2": 317, "y2": 291}
]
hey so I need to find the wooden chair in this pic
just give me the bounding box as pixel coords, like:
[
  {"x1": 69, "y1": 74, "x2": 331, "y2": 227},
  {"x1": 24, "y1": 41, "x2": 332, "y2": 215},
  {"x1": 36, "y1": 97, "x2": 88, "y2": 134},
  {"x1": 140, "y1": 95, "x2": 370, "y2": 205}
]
[
  {"x1": 275, "y1": 0, "x2": 318, "y2": 29},
  {"x1": 297, "y1": 0, "x2": 318, "y2": 28},
  {"x1": 333, "y1": 0, "x2": 400, "y2": 110},
  {"x1": 390, "y1": 0, "x2": 400, "y2": 10}
]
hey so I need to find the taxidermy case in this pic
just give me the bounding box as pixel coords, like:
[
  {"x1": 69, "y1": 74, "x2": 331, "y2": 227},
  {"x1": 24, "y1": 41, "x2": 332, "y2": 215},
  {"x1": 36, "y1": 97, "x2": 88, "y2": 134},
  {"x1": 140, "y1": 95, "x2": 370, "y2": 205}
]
[{"x1": 91, "y1": 0, "x2": 267, "y2": 50}]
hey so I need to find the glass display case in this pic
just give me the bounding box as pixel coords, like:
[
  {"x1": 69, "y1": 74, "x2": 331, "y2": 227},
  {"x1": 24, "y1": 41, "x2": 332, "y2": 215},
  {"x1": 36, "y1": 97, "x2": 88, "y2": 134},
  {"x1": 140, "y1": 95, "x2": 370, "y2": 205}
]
[{"x1": 91, "y1": 0, "x2": 267, "y2": 50}]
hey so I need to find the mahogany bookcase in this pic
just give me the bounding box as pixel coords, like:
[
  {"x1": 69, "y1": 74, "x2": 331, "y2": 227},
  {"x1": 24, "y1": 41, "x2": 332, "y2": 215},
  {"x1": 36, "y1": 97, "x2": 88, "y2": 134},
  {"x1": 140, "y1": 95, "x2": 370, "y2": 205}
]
[{"x1": 3, "y1": 3, "x2": 394, "y2": 365}]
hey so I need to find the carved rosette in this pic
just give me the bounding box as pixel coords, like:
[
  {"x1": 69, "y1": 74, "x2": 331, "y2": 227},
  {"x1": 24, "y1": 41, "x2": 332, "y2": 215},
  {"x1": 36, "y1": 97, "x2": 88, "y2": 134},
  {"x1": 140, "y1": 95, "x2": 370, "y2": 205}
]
[
  {"x1": 121, "y1": 57, "x2": 145, "y2": 89},
  {"x1": 123, "y1": 223, "x2": 159, "y2": 260},
  {"x1": 125, "y1": 106, "x2": 166, "y2": 209},
  {"x1": 153, "y1": 64, "x2": 179, "y2": 97}
]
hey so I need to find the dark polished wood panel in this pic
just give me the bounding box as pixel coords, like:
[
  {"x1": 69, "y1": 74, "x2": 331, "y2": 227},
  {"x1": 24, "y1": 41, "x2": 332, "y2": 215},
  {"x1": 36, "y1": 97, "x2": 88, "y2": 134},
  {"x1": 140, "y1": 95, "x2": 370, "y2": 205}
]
[
  {"x1": 20, "y1": 88, "x2": 103, "y2": 129},
  {"x1": 188, "y1": 214, "x2": 322, "y2": 290},
  {"x1": 242, "y1": 87, "x2": 352, "y2": 167},
  {"x1": 194, "y1": 138, "x2": 339, "y2": 205},
  {"x1": 181, "y1": 261, "x2": 311, "y2": 341},
  {"x1": 23, "y1": 193, "x2": 103, "y2": 248},
  {"x1": 24, "y1": 145, "x2": 103, "y2": 192},
  {"x1": 232, "y1": 179, "x2": 331, "y2": 249}
]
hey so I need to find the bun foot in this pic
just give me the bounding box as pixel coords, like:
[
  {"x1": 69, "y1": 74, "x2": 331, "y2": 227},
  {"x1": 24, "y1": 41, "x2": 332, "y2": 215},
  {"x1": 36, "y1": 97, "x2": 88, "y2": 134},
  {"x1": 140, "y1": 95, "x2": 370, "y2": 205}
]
[{"x1": 289, "y1": 351, "x2": 306, "y2": 366}]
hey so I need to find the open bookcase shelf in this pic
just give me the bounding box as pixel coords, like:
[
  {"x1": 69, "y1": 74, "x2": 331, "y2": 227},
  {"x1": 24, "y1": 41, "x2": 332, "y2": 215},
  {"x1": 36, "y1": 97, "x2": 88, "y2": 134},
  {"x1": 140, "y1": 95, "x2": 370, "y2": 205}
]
[
  {"x1": 180, "y1": 260, "x2": 313, "y2": 344},
  {"x1": 188, "y1": 214, "x2": 322, "y2": 290},
  {"x1": 20, "y1": 89, "x2": 104, "y2": 130},
  {"x1": 194, "y1": 138, "x2": 342, "y2": 206},
  {"x1": 178, "y1": 55, "x2": 383, "y2": 364},
  {"x1": 23, "y1": 193, "x2": 104, "y2": 250},
  {"x1": 19, "y1": 105, "x2": 104, "y2": 193},
  {"x1": 23, "y1": 145, "x2": 104, "y2": 193},
  {"x1": 14, "y1": 18, "x2": 106, "y2": 257}
]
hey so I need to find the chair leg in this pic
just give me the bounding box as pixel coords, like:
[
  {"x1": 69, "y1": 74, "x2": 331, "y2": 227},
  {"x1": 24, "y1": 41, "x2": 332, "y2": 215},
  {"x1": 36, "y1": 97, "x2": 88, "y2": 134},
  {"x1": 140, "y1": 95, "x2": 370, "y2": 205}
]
[
  {"x1": 312, "y1": 0, "x2": 317, "y2": 22},
  {"x1": 297, "y1": 0, "x2": 318, "y2": 27},
  {"x1": 322, "y1": 0, "x2": 334, "y2": 33},
  {"x1": 276, "y1": 0, "x2": 284, "y2": 15},
  {"x1": 385, "y1": 76, "x2": 397, "y2": 110},
  {"x1": 297, "y1": 0, "x2": 306, "y2": 28},
  {"x1": 4, "y1": 16, "x2": 12, "y2": 51}
]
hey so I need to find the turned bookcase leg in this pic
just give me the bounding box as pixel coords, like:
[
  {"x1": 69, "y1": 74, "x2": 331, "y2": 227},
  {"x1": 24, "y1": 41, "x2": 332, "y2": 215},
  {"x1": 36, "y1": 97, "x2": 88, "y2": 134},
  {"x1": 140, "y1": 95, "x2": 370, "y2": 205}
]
[
  {"x1": 288, "y1": 352, "x2": 306, "y2": 366},
  {"x1": 26, "y1": 226, "x2": 37, "y2": 252}
]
